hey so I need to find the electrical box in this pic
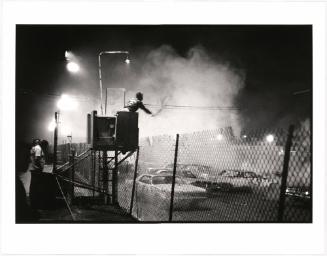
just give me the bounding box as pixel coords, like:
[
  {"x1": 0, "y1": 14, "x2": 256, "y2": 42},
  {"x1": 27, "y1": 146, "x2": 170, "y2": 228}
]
[
  {"x1": 87, "y1": 110, "x2": 138, "y2": 151},
  {"x1": 116, "y1": 111, "x2": 139, "y2": 151}
]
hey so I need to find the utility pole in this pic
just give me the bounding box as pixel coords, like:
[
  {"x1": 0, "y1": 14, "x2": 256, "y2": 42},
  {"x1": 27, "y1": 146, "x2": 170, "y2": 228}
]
[{"x1": 53, "y1": 111, "x2": 59, "y2": 173}]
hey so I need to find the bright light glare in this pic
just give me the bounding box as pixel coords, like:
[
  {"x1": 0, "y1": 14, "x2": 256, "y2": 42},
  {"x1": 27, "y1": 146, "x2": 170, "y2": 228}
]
[
  {"x1": 266, "y1": 134, "x2": 274, "y2": 143},
  {"x1": 57, "y1": 94, "x2": 78, "y2": 111},
  {"x1": 216, "y1": 134, "x2": 223, "y2": 141},
  {"x1": 48, "y1": 120, "x2": 56, "y2": 132},
  {"x1": 125, "y1": 58, "x2": 130, "y2": 64},
  {"x1": 61, "y1": 126, "x2": 72, "y2": 136},
  {"x1": 66, "y1": 62, "x2": 80, "y2": 73}
]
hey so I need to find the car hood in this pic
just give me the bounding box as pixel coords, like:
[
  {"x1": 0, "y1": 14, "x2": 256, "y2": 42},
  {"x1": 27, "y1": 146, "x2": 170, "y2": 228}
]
[{"x1": 154, "y1": 184, "x2": 206, "y2": 193}]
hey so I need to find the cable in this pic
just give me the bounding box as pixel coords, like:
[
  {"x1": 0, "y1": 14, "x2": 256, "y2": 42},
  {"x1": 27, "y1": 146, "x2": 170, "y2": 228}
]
[{"x1": 145, "y1": 104, "x2": 240, "y2": 111}]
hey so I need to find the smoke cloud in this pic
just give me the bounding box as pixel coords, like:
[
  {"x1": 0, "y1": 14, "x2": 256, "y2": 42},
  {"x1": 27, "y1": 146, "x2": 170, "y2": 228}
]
[
  {"x1": 58, "y1": 45, "x2": 245, "y2": 142},
  {"x1": 125, "y1": 45, "x2": 245, "y2": 138}
]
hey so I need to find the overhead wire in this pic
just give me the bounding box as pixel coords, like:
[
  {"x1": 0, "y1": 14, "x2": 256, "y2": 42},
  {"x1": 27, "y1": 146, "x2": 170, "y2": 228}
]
[
  {"x1": 17, "y1": 90, "x2": 241, "y2": 110},
  {"x1": 145, "y1": 104, "x2": 241, "y2": 111}
]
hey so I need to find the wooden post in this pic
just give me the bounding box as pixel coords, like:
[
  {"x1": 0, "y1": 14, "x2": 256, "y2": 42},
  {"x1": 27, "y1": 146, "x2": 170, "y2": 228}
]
[{"x1": 277, "y1": 125, "x2": 295, "y2": 222}]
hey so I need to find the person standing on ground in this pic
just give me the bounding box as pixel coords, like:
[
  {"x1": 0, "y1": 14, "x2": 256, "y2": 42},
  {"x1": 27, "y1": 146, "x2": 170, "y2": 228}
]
[
  {"x1": 29, "y1": 139, "x2": 45, "y2": 209},
  {"x1": 30, "y1": 139, "x2": 44, "y2": 171}
]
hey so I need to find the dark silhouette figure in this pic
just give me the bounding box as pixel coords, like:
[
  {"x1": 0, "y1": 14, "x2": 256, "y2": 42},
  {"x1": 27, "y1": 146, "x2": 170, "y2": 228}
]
[{"x1": 126, "y1": 92, "x2": 152, "y2": 114}]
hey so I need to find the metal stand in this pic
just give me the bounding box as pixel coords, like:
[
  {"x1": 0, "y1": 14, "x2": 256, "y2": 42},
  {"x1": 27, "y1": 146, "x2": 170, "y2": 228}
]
[
  {"x1": 99, "y1": 149, "x2": 130, "y2": 205},
  {"x1": 101, "y1": 150, "x2": 109, "y2": 204}
]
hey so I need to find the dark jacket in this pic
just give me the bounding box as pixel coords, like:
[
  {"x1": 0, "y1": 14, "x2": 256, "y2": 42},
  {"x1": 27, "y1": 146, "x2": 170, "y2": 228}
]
[{"x1": 126, "y1": 98, "x2": 152, "y2": 114}]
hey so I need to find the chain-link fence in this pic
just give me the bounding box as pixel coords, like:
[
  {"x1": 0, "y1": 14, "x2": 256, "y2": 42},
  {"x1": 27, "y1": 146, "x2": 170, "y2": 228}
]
[
  {"x1": 282, "y1": 127, "x2": 311, "y2": 222},
  {"x1": 47, "y1": 124, "x2": 311, "y2": 223},
  {"x1": 130, "y1": 135, "x2": 176, "y2": 221},
  {"x1": 126, "y1": 125, "x2": 311, "y2": 222}
]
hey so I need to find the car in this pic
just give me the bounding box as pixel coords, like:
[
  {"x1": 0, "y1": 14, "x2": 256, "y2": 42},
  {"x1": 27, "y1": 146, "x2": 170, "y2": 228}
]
[
  {"x1": 285, "y1": 186, "x2": 311, "y2": 208},
  {"x1": 135, "y1": 174, "x2": 207, "y2": 210},
  {"x1": 163, "y1": 163, "x2": 217, "y2": 181},
  {"x1": 193, "y1": 170, "x2": 279, "y2": 193},
  {"x1": 165, "y1": 163, "x2": 212, "y2": 177},
  {"x1": 146, "y1": 167, "x2": 198, "y2": 184}
]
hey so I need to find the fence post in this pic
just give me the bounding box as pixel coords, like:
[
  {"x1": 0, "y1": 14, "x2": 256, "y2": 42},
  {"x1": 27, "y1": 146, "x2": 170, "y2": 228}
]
[
  {"x1": 130, "y1": 147, "x2": 140, "y2": 215},
  {"x1": 112, "y1": 150, "x2": 118, "y2": 205},
  {"x1": 169, "y1": 134, "x2": 179, "y2": 222},
  {"x1": 102, "y1": 150, "x2": 109, "y2": 204},
  {"x1": 92, "y1": 151, "x2": 96, "y2": 198},
  {"x1": 277, "y1": 125, "x2": 295, "y2": 222},
  {"x1": 53, "y1": 111, "x2": 58, "y2": 173},
  {"x1": 69, "y1": 149, "x2": 75, "y2": 202}
]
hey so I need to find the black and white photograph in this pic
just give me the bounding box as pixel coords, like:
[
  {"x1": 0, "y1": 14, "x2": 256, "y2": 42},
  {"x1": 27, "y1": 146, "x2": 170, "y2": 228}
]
[
  {"x1": 15, "y1": 24, "x2": 312, "y2": 223},
  {"x1": 1, "y1": 1, "x2": 326, "y2": 255}
]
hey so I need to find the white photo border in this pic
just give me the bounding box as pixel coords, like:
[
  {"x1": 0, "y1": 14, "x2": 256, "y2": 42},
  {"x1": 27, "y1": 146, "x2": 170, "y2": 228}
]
[{"x1": 1, "y1": 1, "x2": 326, "y2": 255}]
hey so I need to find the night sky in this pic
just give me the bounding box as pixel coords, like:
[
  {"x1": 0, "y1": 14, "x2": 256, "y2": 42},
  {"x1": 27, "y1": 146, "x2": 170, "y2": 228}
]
[{"x1": 16, "y1": 25, "x2": 312, "y2": 144}]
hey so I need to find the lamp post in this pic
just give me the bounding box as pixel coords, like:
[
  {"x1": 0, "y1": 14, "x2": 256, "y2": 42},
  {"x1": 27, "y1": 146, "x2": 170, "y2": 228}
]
[
  {"x1": 51, "y1": 94, "x2": 78, "y2": 173},
  {"x1": 53, "y1": 111, "x2": 59, "y2": 173},
  {"x1": 98, "y1": 51, "x2": 130, "y2": 115}
]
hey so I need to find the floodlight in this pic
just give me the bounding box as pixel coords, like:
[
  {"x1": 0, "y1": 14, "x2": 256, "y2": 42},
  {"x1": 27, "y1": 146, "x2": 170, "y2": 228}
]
[
  {"x1": 57, "y1": 94, "x2": 78, "y2": 111},
  {"x1": 266, "y1": 134, "x2": 274, "y2": 143},
  {"x1": 48, "y1": 120, "x2": 56, "y2": 132},
  {"x1": 66, "y1": 61, "x2": 80, "y2": 73},
  {"x1": 216, "y1": 134, "x2": 223, "y2": 141}
]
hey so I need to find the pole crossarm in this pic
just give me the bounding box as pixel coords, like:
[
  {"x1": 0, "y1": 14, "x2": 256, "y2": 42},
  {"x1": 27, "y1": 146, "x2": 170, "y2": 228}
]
[{"x1": 99, "y1": 51, "x2": 129, "y2": 56}]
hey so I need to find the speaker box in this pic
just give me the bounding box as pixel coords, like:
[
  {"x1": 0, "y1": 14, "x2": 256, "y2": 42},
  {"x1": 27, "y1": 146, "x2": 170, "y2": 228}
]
[
  {"x1": 116, "y1": 111, "x2": 139, "y2": 151},
  {"x1": 94, "y1": 116, "x2": 116, "y2": 148}
]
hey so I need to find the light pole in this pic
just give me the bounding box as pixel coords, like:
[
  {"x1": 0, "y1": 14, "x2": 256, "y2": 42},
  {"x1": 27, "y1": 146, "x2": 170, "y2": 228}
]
[
  {"x1": 51, "y1": 94, "x2": 78, "y2": 173},
  {"x1": 53, "y1": 111, "x2": 59, "y2": 173},
  {"x1": 98, "y1": 51, "x2": 130, "y2": 115}
]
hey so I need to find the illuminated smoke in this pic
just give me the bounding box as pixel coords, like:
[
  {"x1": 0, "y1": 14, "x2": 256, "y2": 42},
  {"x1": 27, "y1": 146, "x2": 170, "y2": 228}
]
[
  {"x1": 53, "y1": 45, "x2": 245, "y2": 142},
  {"x1": 126, "y1": 45, "x2": 245, "y2": 137}
]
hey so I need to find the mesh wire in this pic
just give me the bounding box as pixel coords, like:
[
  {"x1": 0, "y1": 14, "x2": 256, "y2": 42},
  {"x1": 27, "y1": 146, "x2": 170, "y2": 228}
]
[
  {"x1": 52, "y1": 125, "x2": 312, "y2": 223},
  {"x1": 282, "y1": 126, "x2": 311, "y2": 222},
  {"x1": 170, "y1": 128, "x2": 286, "y2": 222},
  {"x1": 117, "y1": 151, "x2": 137, "y2": 213},
  {"x1": 73, "y1": 150, "x2": 98, "y2": 198},
  {"x1": 129, "y1": 135, "x2": 176, "y2": 221},
  {"x1": 125, "y1": 126, "x2": 311, "y2": 222}
]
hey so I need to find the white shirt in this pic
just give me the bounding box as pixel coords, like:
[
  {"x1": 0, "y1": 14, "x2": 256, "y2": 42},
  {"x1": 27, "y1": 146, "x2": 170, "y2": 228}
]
[{"x1": 32, "y1": 145, "x2": 43, "y2": 157}]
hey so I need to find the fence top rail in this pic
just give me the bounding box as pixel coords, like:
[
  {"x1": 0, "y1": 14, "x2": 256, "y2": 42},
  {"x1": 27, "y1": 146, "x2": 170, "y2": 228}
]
[{"x1": 56, "y1": 148, "x2": 92, "y2": 174}]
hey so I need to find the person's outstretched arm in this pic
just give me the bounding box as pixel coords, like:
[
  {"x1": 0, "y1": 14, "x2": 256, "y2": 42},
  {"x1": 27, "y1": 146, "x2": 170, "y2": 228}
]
[{"x1": 139, "y1": 102, "x2": 152, "y2": 114}]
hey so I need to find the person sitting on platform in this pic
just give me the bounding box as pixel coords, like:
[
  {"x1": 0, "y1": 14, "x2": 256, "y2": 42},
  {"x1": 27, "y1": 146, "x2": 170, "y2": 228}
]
[{"x1": 126, "y1": 92, "x2": 152, "y2": 115}]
